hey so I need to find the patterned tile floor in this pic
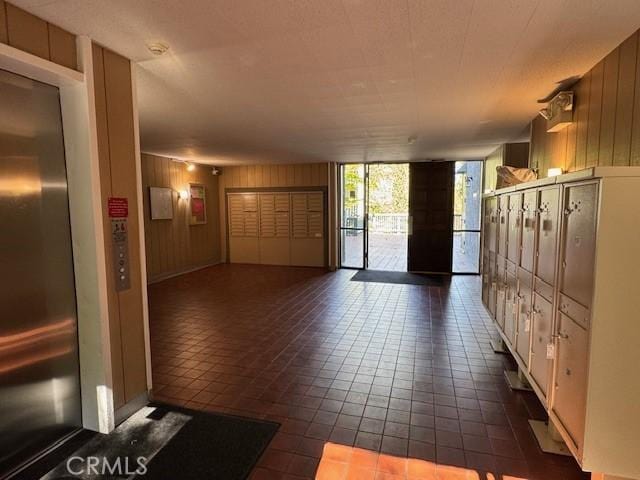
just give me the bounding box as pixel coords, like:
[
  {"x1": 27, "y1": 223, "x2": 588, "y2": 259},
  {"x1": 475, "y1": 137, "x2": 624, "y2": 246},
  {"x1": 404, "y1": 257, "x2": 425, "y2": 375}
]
[{"x1": 148, "y1": 264, "x2": 588, "y2": 480}]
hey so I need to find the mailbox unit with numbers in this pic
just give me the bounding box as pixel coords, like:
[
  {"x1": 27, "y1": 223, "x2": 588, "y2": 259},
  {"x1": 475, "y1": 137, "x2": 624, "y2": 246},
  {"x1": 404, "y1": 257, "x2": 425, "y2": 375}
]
[{"x1": 481, "y1": 167, "x2": 640, "y2": 479}]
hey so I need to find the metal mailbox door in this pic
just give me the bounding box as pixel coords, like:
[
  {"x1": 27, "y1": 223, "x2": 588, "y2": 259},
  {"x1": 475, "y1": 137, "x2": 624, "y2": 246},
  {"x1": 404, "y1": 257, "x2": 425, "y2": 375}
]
[
  {"x1": 520, "y1": 190, "x2": 537, "y2": 273},
  {"x1": 488, "y1": 252, "x2": 497, "y2": 316},
  {"x1": 504, "y1": 270, "x2": 517, "y2": 346},
  {"x1": 530, "y1": 293, "x2": 553, "y2": 396},
  {"x1": 516, "y1": 269, "x2": 533, "y2": 366},
  {"x1": 553, "y1": 313, "x2": 589, "y2": 453},
  {"x1": 495, "y1": 259, "x2": 506, "y2": 329},
  {"x1": 536, "y1": 187, "x2": 560, "y2": 286},
  {"x1": 482, "y1": 254, "x2": 490, "y2": 307},
  {"x1": 507, "y1": 193, "x2": 522, "y2": 264},
  {"x1": 488, "y1": 197, "x2": 498, "y2": 253},
  {"x1": 498, "y1": 195, "x2": 508, "y2": 257},
  {"x1": 560, "y1": 182, "x2": 598, "y2": 308},
  {"x1": 483, "y1": 198, "x2": 491, "y2": 248}
]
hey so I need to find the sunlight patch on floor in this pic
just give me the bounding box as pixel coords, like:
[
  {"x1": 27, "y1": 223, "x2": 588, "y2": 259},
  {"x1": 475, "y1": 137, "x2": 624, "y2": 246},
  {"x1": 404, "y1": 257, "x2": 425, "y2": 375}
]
[{"x1": 315, "y1": 443, "x2": 528, "y2": 480}]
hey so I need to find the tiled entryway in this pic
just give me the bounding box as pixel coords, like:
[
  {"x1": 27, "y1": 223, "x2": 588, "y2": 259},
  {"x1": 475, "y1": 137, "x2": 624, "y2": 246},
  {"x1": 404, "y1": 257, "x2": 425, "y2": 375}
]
[{"x1": 148, "y1": 264, "x2": 587, "y2": 480}]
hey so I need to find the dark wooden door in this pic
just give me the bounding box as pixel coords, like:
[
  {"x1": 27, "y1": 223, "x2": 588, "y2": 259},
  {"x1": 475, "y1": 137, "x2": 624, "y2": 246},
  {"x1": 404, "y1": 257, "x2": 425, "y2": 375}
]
[{"x1": 408, "y1": 162, "x2": 454, "y2": 273}]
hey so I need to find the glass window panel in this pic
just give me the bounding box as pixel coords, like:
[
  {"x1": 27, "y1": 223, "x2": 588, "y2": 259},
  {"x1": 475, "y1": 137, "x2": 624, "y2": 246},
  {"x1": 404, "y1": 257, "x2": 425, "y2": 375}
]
[
  {"x1": 453, "y1": 231, "x2": 481, "y2": 273},
  {"x1": 341, "y1": 229, "x2": 364, "y2": 268},
  {"x1": 341, "y1": 164, "x2": 365, "y2": 229},
  {"x1": 454, "y1": 161, "x2": 482, "y2": 231}
]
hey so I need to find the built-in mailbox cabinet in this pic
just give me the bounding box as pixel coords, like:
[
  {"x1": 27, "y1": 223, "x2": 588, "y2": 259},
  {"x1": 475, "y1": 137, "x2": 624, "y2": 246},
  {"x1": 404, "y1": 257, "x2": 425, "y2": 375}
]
[
  {"x1": 481, "y1": 167, "x2": 640, "y2": 479},
  {"x1": 228, "y1": 191, "x2": 325, "y2": 267}
]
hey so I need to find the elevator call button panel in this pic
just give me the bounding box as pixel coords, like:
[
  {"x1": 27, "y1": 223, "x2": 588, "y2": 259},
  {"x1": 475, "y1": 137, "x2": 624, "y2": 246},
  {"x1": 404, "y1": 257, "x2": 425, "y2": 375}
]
[{"x1": 108, "y1": 197, "x2": 131, "y2": 291}]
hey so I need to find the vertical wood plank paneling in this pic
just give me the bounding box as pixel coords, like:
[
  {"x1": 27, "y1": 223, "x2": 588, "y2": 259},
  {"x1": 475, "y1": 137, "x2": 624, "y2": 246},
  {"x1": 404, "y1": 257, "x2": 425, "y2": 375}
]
[
  {"x1": 270, "y1": 165, "x2": 277, "y2": 186},
  {"x1": 219, "y1": 163, "x2": 329, "y2": 260},
  {"x1": 48, "y1": 23, "x2": 77, "y2": 70},
  {"x1": 541, "y1": 117, "x2": 553, "y2": 175},
  {"x1": 92, "y1": 44, "x2": 125, "y2": 409},
  {"x1": 144, "y1": 157, "x2": 156, "y2": 276},
  {"x1": 149, "y1": 158, "x2": 162, "y2": 277},
  {"x1": 5, "y1": 3, "x2": 49, "y2": 60},
  {"x1": 586, "y1": 60, "x2": 604, "y2": 167},
  {"x1": 3, "y1": 2, "x2": 79, "y2": 70},
  {"x1": 311, "y1": 164, "x2": 320, "y2": 185},
  {"x1": 141, "y1": 154, "x2": 220, "y2": 281},
  {"x1": 574, "y1": 71, "x2": 591, "y2": 171},
  {"x1": 294, "y1": 164, "x2": 304, "y2": 185},
  {"x1": 565, "y1": 106, "x2": 578, "y2": 172},
  {"x1": 0, "y1": 1, "x2": 8, "y2": 44},
  {"x1": 302, "y1": 164, "x2": 312, "y2": 185},
  {"x1": 599, "y1": 48, "x2": 620, "y2": 166},
  {"x1": 279, "y1": 165, "x2": 287, "y2": 186},
  {"x1": 553, "y1": 127, "x2": 569, "y2": 172},
  {"x1": 631, "y1": 33, "x2": 640, "y2": 166},
  {"x1": 613, "y1": 33, "x2": 638, "y2": 166},
  {"x1": 102, "y1": 49, "x2": 147, "y2": 402},
  {"x1": 529, "y1": 29, "x2": 640, "y2": 176},
  {"x1": 254, "y1": 165, "x2": 262, "y2": 187},
  {"x1": 247, "y1": 165, "x2": 255, "y2": 187},
  {"x1": 526, "y1": 124, "x2": 537, "y2": 171},
  {"x1": 164, "y1": 159, "x2": 177, "y2": 271},
  {"x1": 287, "y1": 166, "x2": 296, "y2": 185}
]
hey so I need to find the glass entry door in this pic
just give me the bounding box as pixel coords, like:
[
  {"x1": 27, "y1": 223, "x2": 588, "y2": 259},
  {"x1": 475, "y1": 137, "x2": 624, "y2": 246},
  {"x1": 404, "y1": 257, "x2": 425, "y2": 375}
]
[
  {"x1": 452, "y1": 161, "x2": 483, "y2": 273},
  {"x1": 340, "y1": 163, "x2": 410, "y2": 270},
  {"x1": 340, "y1": 164, "x2": 367, "y2": 268}
]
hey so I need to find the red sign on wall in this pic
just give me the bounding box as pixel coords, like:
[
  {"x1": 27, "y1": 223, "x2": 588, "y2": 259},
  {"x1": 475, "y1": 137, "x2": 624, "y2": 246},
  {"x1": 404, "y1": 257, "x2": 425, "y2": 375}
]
[{"x1": 108, "y1": 197, "x2": 128, "y2": 218}]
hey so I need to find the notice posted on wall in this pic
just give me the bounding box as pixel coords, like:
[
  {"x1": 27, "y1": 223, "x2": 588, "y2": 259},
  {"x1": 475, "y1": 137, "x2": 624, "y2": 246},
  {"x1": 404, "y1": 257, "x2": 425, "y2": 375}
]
[{"x1": 189, "y1": 183, "x2": 206, "y2": 225}]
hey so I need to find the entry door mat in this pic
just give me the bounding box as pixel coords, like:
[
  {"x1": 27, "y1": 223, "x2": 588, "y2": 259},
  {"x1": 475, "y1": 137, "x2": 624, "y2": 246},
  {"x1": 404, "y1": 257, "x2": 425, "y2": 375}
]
[
  {"x1": 350, "y1": 269, "x2": 450, "y2": 286},
  {"x1": 39, "y1": 403, "x2": 279, "y2": 480}
]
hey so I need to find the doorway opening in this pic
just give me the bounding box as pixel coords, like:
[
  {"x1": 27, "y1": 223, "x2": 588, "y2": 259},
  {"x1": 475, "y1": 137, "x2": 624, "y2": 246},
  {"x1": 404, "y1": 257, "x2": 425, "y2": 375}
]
[
  {"x1": 339, "y1": 163, "x2": 409, "y2": 271},
  {"x1": 453, "y1": 160, "x2": 483, "y2": 273}
]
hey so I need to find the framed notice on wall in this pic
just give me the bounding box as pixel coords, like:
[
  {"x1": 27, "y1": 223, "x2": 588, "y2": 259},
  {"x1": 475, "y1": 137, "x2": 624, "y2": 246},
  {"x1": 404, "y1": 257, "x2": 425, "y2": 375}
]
[
  {"x1": 189, "y1": 183, "x2": 206, "y2": 225},
  {"x1": 149, "y1": 187, "x2": 173, "y2": 220}
]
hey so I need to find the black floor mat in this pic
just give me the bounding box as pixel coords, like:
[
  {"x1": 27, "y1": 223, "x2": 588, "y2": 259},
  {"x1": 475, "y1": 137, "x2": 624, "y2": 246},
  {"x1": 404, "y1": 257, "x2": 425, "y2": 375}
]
[
  {"x1": 143, "y1": 404, "x2": 278, "y2": 480},
  {"x1": 350, "y1": 269, "x2": 450, "y2": 285},
  {"x1": 33, "y1": 403, "x2": 278, "y2": 480}
]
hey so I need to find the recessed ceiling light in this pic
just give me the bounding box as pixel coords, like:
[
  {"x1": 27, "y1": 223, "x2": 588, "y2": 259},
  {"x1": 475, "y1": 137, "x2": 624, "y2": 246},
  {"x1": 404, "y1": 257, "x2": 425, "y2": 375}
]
[{"x1": 147, "y1": 41, "x2": 170, "y2": 56}]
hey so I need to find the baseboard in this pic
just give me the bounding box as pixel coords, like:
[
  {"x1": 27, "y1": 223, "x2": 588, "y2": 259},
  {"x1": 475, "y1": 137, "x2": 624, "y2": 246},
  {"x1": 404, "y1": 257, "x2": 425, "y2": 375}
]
[
  {"x1": 114, "y1": 391, "x2": 149, "y2": 426},
  {"x1": 147, "y1": 261, "x2": 221, "y2": 284}
]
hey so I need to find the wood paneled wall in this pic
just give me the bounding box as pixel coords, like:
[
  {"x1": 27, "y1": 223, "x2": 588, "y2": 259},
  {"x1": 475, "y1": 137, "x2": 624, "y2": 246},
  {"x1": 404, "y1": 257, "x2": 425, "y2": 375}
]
[
  {"x1": 141, "y1": 154, "x2": 221, "y2": 282},
  {"x1": 530, "y1": 30, "x2": 640, "y2": 177},
  {"x1": 218, "y1": 163, "x2": 329, "y2": 261},
  {"x1": 93, "y1": 43, "x2": 146, "y2": 409},
  {"x1": 0, "y1": 1, "x2": 77, "y2": 70},
  {"x1": 484, "y1": 143, "x2": 530, "y2": 191}
]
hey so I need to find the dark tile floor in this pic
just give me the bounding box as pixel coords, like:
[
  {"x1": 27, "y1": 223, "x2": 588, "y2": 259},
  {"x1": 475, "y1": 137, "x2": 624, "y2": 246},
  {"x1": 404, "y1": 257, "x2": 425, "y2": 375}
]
[{"x1": 148, "y1": 264, "x2": 588, "y2": 480}]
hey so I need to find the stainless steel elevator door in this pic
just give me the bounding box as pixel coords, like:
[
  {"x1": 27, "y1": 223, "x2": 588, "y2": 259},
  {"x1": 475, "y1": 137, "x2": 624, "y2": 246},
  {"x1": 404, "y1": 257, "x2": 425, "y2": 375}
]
[{"x1": 0, "y1": 69, "x2": 82, "y2": 476}]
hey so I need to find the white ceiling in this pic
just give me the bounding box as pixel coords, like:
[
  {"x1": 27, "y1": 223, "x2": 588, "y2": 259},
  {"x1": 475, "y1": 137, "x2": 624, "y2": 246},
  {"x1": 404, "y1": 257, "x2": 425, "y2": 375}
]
[{"x1": 13, "y1": 0, "x2": 640, "y2": 165}]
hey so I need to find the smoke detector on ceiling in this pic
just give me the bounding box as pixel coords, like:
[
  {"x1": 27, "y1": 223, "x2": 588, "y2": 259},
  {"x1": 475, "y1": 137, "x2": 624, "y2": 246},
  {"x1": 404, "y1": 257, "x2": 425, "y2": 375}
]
[{"x1": 147, "y1": 41, "x2": 170, "y2": 56}]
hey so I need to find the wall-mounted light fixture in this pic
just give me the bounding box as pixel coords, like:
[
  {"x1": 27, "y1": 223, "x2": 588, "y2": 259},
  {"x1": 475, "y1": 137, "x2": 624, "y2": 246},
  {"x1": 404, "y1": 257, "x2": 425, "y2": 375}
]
[
  {"x1": 171, "y1": 159, "x2": 197, "y2": 172},
  {"x1": 547, "y1": 167, "x2": 564, "y2": 177},
  {"x1": 178, "y1": 190, "x2": 189, "y2": 200},
  {"x1": 539, "y1": 91, "x2": 574, "y2": 132}
]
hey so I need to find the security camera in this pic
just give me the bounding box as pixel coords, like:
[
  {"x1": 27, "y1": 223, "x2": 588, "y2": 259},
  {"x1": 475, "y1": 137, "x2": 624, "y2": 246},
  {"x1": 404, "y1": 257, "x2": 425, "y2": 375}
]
[{"x1": 211, "y1": 167, "x2": 221, "y2": 176}]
